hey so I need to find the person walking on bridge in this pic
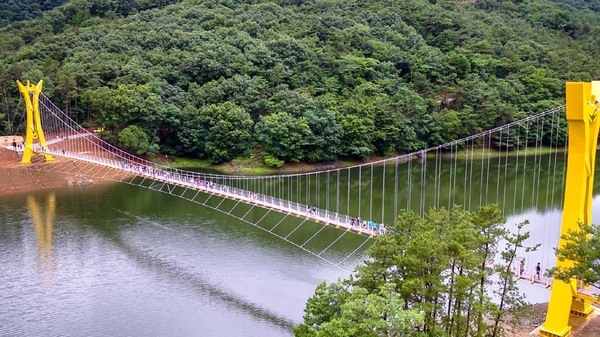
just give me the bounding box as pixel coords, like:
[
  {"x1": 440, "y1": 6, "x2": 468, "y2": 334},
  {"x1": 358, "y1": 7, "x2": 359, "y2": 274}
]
[{"x1": 519, "y1": 259, "x2": 525, "y2": 276}]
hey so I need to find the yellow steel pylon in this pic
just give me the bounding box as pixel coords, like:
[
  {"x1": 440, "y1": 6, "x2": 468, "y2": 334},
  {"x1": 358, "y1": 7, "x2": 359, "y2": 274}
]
[
  {"x1": 540, "y1": 81, "x2": 600, "y2": 336},
  {"x1": 17, "y1": 79, "x2": 53, "y2": 164}
]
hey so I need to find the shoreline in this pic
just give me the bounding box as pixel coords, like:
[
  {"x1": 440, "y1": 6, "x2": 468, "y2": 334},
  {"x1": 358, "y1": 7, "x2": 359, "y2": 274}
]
[
  {"x1": 169, "y1": 147, "x2": 565, "y2": 176},
  {"x1": 2, "y1": 148, "x2": 600, "y2": 336},
  {"x1": 0, "y1": 148, "x2": 114, "y2": 196}
]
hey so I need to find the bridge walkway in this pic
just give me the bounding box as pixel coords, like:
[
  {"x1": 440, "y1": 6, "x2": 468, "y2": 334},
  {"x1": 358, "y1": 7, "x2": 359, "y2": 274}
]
[{"x1": 10, "y1": 144, "x2": 384, "y2": 238}]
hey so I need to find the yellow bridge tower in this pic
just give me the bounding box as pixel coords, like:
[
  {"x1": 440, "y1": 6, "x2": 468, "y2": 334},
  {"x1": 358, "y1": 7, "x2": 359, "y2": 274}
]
[
  {"x1": 17, "y1": 79, "x2": 53, "y2": 164},
  {"x1": 540, "y1": 81, "x2": 600, "y2": 336}
]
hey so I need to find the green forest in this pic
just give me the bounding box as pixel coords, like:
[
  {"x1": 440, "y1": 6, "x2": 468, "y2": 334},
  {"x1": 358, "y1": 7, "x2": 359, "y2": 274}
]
[
  {"x1": 0, "y1": 0, "x2": 599, "y2": 166},
  {"x1": 295, "y1": 205, "x2": 536, "y2": 337}
]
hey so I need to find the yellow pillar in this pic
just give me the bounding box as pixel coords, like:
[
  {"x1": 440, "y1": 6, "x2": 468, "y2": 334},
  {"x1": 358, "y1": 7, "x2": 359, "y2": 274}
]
[
  {"x1": 17, "y1": 79, "x2": 53, "y2": 164},
  {"x1": 540, "y1": 81, "x2": 600, "y2": 336}
]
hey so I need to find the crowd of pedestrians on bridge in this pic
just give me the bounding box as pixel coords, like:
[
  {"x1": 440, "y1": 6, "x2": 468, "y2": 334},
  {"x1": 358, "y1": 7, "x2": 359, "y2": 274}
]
[
  {"x1": 30, "y1": 145, "x2": 389, "y2": 236},
  {"x1": 349, "y1": 217, "x2": 386, "y2": 235}
]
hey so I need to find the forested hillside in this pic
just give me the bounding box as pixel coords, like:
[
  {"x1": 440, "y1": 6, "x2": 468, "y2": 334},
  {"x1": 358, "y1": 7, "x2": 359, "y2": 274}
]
[
  {"x1": 0, "y1": 0, "x2": 68, "y2": 28},
  {"x1": 1, "y1": 0, "x2": 599, "y2": 165}
]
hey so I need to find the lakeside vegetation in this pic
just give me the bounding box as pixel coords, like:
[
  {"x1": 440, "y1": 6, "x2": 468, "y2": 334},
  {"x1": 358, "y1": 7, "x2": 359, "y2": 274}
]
[
  {"x1": 163, "y1": 146, "x2": 564, "y2": 175},
  {"x1": 296, "y1": 205, "x2": 537, "y2": 337},
  {"x1": 4, "y1": 3, "x2": 599, "y2": 335},
  {"x1": 0, "y1": 0, "x2": 598, "y2": 169}
]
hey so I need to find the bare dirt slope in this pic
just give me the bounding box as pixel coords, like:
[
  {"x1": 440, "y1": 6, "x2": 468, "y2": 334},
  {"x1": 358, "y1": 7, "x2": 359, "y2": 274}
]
[
  {"x1": 0, "y1": 148, "x2": 73, "y2": 194},
  {"x1": 0, "y1": 148, "x2": 128, "y2": 194},
  {"x1": 506, "y1": 303, "x2": 600, "y2": 337}
]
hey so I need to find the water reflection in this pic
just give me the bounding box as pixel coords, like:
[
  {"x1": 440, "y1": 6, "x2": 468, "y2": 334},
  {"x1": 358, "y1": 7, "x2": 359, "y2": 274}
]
[
  {"x1": 4, "y1": 148, "x2": 596, "y2": 337},
  {"x1": 27, "y1": 193, "x2": 56, "y2": 268}
]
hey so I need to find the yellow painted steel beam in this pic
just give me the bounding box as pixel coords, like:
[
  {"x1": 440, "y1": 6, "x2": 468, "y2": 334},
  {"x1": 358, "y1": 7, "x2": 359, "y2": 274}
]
[
  {"x1": 574, "y1": 284, "x2": 600, "y2": 305},
  {"x1": 17, "y1": 80, "x2": 53, "y2": 164},
  {"x1": 540, "y1": 81, "x2": 600, "y2": 337}
]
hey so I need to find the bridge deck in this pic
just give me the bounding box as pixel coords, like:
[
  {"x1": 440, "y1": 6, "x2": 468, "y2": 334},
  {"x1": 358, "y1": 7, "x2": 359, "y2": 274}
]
[
  {"x1": 517, "y1": 272, "x2": 552, "y2": 288},
  {"x1": 13, "y1": 144, "x2": 383, "y2": 238}
]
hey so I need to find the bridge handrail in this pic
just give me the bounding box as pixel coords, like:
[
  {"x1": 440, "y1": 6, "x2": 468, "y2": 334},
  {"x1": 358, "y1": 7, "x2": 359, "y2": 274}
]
[
  {"x1": 43, "y1": 146, "x2": 385, "y2": 235},
  {"x1": 33, "y1": 93, "x2": 566, "y2": 231},
  {"x1": 39, "y1": 94, "x2": 566, "y2": 180}
]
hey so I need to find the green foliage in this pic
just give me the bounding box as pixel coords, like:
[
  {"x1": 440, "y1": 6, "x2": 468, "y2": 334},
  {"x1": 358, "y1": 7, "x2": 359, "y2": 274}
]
[
  {"x1": 0, "y1": 0, "x2": 68, "y2": 28},
  {"x1": 118, "y1": 125, "x2": 153, "y2": 155},
  {"x1": 550, "y1": 222, "x2": 600, "y2": 287},
  {"x1": 308, "y1": 204, "x2": 536, "y2": 336},
  {"x1": 84, "y1": 84, "x2": 165, "y2": 133},
  {"x1": 262, "y1": 154, "x2": 284, "y2": 168},
  {"x1": 1, "y1": 0, "x2": 598, "y2": 162},
  {"x1": 490, "y1": 218, "x2": 537, "y2": 337},
  {"x1": 265, "y1": 88, "x2": 342, "y2": 161},
  {"x1": 295, "y1": 282, "x2": 424, "y2": 337},
  {"x1": 298, "y1": 281, "x2": 348, "y2": 330},
  {"x1": 255, "y1": 111, "x2": 309, "y2": 162},
  {"x1": 179, "y1": 102, "x2": 254, "y2": 164}
]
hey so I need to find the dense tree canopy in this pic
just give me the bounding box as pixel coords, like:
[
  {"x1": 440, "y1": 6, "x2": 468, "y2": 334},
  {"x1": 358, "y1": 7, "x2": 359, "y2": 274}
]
[
  {"x1": 179, "y1": 101, "x2": 254, "y2": 163},
  {"x1": 295, "y1": 282, "x2": 424, "y2": 337},
  {"x1": 0, "y1": 0, "x2": 598, "y2": 164},
  {"x1": 0, "y1": 0, "x2": 67, "y2": 28},
  {"x1": 296, "y1": 205, "x2": 537, "y2": 337},
  {"x1": 550, "y1": 222, "x2": 600, "y2": 288}
]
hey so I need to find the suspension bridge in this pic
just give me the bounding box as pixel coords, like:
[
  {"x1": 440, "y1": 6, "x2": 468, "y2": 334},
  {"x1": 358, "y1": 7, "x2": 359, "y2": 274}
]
[{"x1": 7, "y1": 79, "x2": 600, "y2": 336}]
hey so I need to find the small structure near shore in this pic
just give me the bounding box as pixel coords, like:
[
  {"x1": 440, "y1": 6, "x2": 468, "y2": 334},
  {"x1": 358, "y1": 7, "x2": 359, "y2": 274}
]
[{"x1": 0, "y1": 135, "x2": 24, "y2": 148}]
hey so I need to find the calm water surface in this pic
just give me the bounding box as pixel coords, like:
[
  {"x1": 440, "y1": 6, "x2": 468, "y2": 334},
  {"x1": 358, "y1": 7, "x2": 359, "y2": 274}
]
[
  {"x1": 3, "y1": 152, "x2": 600, "y2": 336},
  {"x1": 0, "y1": 184, "x2": 346, "y2": 337}
]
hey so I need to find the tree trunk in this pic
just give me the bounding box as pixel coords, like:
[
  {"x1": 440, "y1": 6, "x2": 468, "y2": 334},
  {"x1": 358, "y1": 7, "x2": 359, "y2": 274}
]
[
  {"x1": 3, "y1": 84, "x2": 11, "y2": 134},
  {"x1": 446, "y1": 260, "x2": 456, "y2": 333}
]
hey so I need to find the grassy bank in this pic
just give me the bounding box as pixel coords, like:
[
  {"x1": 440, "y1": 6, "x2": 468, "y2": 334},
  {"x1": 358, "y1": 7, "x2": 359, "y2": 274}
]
[
  {"x1": 158, "y1": 147, "x2": 565, "y2": 176},
  {"x1": 163, "y1": 155, "x2": 353, "y2": 175},
  {"x1": 434, "y1": 147, "x2": 565, "y2": 160}
]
